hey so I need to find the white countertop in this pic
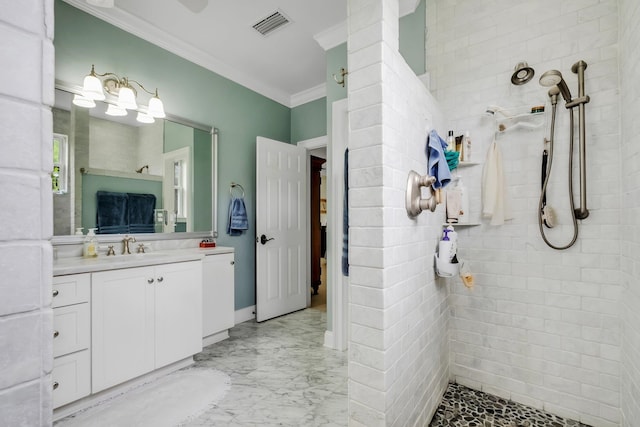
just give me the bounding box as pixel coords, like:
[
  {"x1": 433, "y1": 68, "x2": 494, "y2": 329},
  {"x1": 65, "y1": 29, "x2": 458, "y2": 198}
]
[{"x1": 54, "y1": 246, "x2": 234, "y2": 276}]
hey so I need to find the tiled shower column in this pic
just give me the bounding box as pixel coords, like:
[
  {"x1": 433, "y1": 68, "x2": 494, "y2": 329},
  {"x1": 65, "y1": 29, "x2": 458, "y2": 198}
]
[
  {"x1": 0, "y1": 1, "x2": 55, "y2": 425},
  {"x1": 347, "y1": 0, "x2": 449, "y2": 425}
]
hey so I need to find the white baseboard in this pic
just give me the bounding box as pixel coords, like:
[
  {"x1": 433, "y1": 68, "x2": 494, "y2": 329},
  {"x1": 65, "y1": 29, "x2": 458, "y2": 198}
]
[
  {"x1": 235, "y1": 305, "x2": 255, "y2": 325},
  {"x1": 202, "y1": 330, "x2": 230, "y2": 347},
  {"x1": 323, "y1": 330, "x2": 335, "y2": 349}
]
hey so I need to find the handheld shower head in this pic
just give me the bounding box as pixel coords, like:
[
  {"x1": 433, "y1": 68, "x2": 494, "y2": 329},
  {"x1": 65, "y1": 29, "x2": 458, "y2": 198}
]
[
  {"x1": 539, "y1": 70, "x2": 572, "y2": 102},
  {"x1": 548, "y1": 86, "x2": 560, "y2": 105}
]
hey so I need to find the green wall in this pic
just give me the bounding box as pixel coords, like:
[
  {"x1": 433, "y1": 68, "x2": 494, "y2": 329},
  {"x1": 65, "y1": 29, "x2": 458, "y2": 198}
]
[
  {"x1": 55, "y1": 1, "x2": 291, "y2": 310},
  {"x1": 291, "y1": 97, "x2": 327, "y2": 143},
  {"x1": 55, "y1": 0, "x2": 427, "y2": 312},
  {"x1": 400, "y1": 0, "x2": 426, "y2": 75}
]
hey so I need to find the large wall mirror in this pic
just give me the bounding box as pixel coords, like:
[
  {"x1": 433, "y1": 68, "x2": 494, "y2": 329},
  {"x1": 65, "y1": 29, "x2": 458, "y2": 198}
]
[{"x1": 52, "y1": 86, "x2": 217, "y2": 238}]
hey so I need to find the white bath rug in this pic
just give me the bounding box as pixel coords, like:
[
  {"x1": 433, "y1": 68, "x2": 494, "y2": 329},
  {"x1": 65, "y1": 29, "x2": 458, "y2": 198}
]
[{"x1": 56, "y1": 368, "x2": 231, "y2": 427}]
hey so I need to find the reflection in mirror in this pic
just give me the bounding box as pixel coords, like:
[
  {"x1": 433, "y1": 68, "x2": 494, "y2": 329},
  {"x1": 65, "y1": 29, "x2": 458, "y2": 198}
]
[{"x1": 52, "y1": 87, "x2": 217, "y2": 237}]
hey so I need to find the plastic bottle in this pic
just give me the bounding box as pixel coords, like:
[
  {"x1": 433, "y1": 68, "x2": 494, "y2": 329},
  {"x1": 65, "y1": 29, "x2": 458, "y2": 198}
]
[
  {"x1": 463, "y1": 131, "x2": 471, "y2": 162},
  {"x1": 458, "y1": 179, "x2": 469, "y2": 224},
  {"x1": 446, "y1": 130, "x2": 455, "y2": 151},
  {"x1": 445, "y1": 225, "x2": 458, "y2": 260},
  {"x1": 75, "y1": 227, "x2": 84, "y2": 236},
  {"x1": 438, "y1": 229, "x2": 454, "y2": 262},
  {"x1": 83, "y1": 228, "x2": 98, "y2": 258}
]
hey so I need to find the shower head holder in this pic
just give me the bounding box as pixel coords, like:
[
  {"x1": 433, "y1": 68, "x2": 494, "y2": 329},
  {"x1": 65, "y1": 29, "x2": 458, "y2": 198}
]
[{"x1": 511, "y1": 61, "x2": 535, "y2": 85}]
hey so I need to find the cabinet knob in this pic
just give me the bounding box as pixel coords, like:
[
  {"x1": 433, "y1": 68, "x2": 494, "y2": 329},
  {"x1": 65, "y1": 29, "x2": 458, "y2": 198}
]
[
  {"x1": 157, "y1": 276, "x2": 164, "y2": 283},
  {"x1": 230, "y1": 261, "x2": 235, "y2": 265},
  {"x1": 147, "y1": 278, "x2": 155, "y2": 284},
  {"x1": 52, "y1": 289, "x2": 59, "y2": 297},
  {"x1": 53, "y1": 330, "x2": 59, "y2": 339},
  {"x1": 53, "y1": 381, "x2": 59, "y2": 390}
]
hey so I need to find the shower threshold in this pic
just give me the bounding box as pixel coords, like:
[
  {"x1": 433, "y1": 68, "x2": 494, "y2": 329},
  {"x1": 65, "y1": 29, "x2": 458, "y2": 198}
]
[{"x1": 429, "y1": 383, "x2": 592, "y2": 427}]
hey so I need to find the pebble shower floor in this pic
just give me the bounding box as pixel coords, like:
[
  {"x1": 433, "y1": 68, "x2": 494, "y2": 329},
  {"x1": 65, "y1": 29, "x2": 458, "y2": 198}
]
[{"x1": 429, "y1": 383, "x2": 592, "y2": 427}]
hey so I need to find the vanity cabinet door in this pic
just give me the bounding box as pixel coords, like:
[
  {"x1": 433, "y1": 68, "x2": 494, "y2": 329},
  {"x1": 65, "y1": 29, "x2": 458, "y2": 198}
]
[
  {"x1": 91, "y1": 266, "x2": 155, "y2": 393},
  {"x1": 154, "y1": 261, "x2": 202, "y2": 368},
  {"x1": 202, "y1": 253, "x2": 235, "y2": 338}
]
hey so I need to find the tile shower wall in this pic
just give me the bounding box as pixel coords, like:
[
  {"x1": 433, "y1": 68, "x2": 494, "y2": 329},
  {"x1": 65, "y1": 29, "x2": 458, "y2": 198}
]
[
  {"x1": 426, "y1": 0, "x2": 621, "y2": 426},
  {"x1": 0, "y1": 0, "x2": 54, "y2": 425},
  {"x1": 619, "y1": 0, "x2": 640, "y2": 425},
  {"x1": 347, "y1": 0, "x2": 449, "y2": 425}
]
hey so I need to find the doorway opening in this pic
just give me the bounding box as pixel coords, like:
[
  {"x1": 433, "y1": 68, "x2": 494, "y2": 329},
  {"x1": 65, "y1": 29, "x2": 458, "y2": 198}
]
[{"x1": 310, "y1": 154, "x2": 327, "y2": 311}]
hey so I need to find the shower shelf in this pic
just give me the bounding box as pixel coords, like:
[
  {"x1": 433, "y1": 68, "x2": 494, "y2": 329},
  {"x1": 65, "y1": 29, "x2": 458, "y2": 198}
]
[{"x1": 496, "y1": 111, "x2": 545, "y2": 133}]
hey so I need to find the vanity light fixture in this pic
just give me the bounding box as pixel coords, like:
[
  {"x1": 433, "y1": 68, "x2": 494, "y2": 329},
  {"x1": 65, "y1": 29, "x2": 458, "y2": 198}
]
[{"x1": 74, "y1": 64, "x2": 166, "y2": 123}]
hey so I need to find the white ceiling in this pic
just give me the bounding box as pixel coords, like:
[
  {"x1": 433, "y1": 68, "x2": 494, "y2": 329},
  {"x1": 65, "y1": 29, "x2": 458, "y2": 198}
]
[{"x1": 63, "y1": 0, "x2": 420, "y2": 107}]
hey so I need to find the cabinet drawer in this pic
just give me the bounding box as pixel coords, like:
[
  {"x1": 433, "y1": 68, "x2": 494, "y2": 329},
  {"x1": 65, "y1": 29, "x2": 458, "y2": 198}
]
[
  {"x1": 53, "y1": 274, "x2": 90, "y2": 308},
  {"x1": 53, "y1": 303, "x2": 90, "y2": 358},
  {"x1": 53, "y1": 350, "x2": 90, "y2": 409}
]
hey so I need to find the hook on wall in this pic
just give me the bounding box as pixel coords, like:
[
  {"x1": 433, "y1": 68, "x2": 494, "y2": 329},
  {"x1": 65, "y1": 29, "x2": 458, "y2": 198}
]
[{"x1": 333, "y1": 67, "x2": 348, "y2": 87}]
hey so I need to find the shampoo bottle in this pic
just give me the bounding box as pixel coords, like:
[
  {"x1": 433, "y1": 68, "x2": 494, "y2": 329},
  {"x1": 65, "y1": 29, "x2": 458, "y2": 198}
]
[
  {"x1": 438, "y1": 229, "x2": 453, "y2": 262},
  {"x1": 83, "y1": 228, "x2": 98, "y2": 258},
  {"x1": 446, "y1": 225, "x2": 458, "y2": 260},
  {"x1": 446, "y1": 130, "x2": 455, "y2": 151}
]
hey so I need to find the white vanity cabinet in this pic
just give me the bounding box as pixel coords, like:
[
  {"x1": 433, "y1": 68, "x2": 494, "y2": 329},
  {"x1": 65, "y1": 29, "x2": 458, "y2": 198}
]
[
  {"x1": 91, "y1": 261, "x2": 202, "y2": 393},
  {"x1": 52, "y1": 274, "x2": 91, "y2": 409},
  {"x1": 202, "y1": 253, "x2": 235, "y2": 340}
]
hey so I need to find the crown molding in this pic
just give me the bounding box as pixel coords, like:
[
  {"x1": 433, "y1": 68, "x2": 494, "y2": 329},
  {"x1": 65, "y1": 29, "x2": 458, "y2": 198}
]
[
  {"x1": 290, "y1": 83, "x2": 326, "y2": 107},
  {"x1": 313, "y1": 21, "x2": 348, "y2": 51},
  {"x1": 62, "y1": 0, "x2": 292, "y2": 106}
]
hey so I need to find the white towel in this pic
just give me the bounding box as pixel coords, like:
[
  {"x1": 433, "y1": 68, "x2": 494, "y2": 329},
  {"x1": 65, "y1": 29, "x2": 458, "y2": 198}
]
[{"x1": 482, "y1": 140, "x2": 511, "y2": 225}]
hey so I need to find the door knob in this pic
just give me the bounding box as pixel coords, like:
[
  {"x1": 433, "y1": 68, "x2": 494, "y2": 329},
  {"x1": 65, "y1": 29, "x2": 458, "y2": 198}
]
[{"x1": 259, "y1": 234, "x2": 274, "y2": 245}]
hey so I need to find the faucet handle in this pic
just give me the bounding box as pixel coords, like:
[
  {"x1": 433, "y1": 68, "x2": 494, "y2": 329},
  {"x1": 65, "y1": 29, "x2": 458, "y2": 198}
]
[
  {"x1": 137, "y1": 243, "x2": 147, "y2": 254},
  {"x1": 107, "y1": 245, "x2": 116, "y2": 256}
]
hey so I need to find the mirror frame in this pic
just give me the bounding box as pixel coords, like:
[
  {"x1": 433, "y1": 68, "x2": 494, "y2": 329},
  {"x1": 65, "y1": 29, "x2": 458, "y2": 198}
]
[{"x1": 51, "y1": 81, "x2": 218, "y2": 245}]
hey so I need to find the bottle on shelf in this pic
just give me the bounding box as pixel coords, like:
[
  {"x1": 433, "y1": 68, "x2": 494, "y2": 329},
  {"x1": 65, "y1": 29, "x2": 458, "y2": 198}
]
[
  {"x1": 463, "y1": 131, "x2": 471, "y2": 162},
  {"x1": 446, "y1": 130, "x2": 455, "y2": 151}
]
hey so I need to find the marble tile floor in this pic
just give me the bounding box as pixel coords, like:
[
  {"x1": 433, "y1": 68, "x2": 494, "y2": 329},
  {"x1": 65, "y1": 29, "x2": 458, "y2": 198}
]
[
  {"x1": 183, "y1": 307, "x2": 347, "y2": 426},
  {"x1": 429, "y1": 383, "x2": 592, "y2": 427},
  {"x1": 54, "y1": 307, "x2": 347, "y2": 427}
]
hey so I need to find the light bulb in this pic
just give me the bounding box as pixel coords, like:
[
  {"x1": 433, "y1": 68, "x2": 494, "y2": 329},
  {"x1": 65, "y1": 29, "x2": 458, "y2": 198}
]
[
  {"x1": 105, "y1": 104, "x2": 127, "y2": 116},
  {"x1": 72, "y1": 94, "x2": 96, "y2": 108},
  {"x1": 81, "y1": 74, "x2": 105, "y2": 100},
  {"x1": 136, "y1": 112, "x2": 155, "y2": 124},
  {"x1": 147, "y1": 96, "x2": 166, "y2": 118},
  {"x1": 117, "y1": 86, "x2": 137, "y2": 110}
]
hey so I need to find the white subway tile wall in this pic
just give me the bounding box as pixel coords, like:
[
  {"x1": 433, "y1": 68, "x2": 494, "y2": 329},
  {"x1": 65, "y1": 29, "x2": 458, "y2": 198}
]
[
  {"x1": 620, "y1": 0, "x2": 640, "y2": 425},
  {"x1": 426, "y1": 0, "x2": 626, "y2": 425},
  {"x1": 347, "y1": 0, "x2": 449, "y2": 425},
  {"x1": 0, "y1": 0, "x2": 54, "y2": 425}
]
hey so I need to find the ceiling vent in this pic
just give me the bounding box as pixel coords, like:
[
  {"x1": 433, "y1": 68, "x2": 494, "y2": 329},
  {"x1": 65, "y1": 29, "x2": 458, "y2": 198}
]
[{"x1": 252, "y1": 10, "x2": 291, "y2": 36}]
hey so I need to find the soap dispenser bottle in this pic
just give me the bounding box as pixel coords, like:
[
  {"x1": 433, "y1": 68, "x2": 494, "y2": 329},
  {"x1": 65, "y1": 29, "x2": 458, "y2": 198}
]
[{"x1": 83, "y1": 228, "x2": 98, "y2": 258}]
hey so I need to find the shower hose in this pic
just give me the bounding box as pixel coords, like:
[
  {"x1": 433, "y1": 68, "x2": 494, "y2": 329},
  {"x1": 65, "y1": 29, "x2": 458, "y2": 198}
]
[{"x1": 538, "y1": 102, "x2": 579, "y2": 250}]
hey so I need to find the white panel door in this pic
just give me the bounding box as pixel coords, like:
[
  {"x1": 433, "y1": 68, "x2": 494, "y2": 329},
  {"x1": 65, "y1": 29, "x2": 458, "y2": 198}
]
[{"x1": 256, "y1": 136, "x2": 308, "y2": 322}]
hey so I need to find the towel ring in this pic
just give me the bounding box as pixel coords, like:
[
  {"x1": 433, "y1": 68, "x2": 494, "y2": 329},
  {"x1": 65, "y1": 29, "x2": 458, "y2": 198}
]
[{"x1": 230, "y1": 182, "x2": 245, "y2": 198}]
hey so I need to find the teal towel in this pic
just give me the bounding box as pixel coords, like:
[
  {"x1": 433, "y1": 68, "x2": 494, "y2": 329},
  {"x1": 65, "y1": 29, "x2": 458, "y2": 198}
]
[{"x1": 445, "y1": 150, "x2": 460, "y2": 171}]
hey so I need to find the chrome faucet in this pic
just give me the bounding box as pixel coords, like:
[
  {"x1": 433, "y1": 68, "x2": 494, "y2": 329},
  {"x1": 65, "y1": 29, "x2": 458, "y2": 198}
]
[{"x1": 122, "y1": 235, "x2": 136, "y2": 255}]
